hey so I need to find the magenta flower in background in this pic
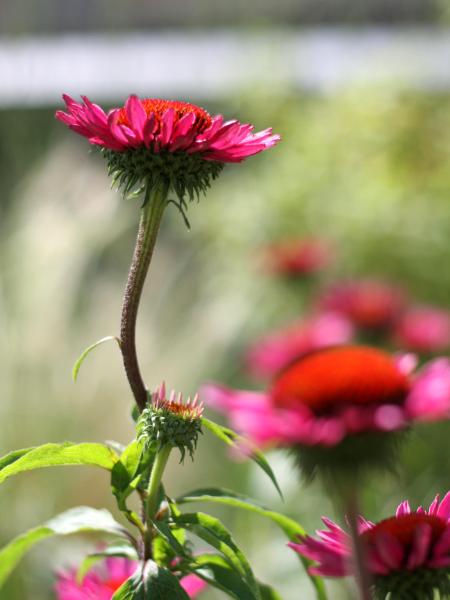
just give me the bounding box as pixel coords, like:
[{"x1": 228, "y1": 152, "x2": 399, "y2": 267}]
[
  {"x1": 55, "y1": 557, "x2": 206, "y2": 599},
  {"x1": 263, "y1": 238, "x2": 333, "y2": 277},
  {"x1": 56, "y1": 95, "x2": 280, "y2": 163},
  {"x1": 203, "y1": 346, "x2": 450, "y2": 449},
  {"x1": 405, "y1": 358, "x2": 450, "y2": 421},
  {"x1": 245, "y1": 312, "x2": 354, "y2": 379},
  {"x1": 289, "y1": 492, "x2": 450, "y2": 598},
  {"x1": 394, "y1": 305, "x2": 450, "y2": 353},
  {"x1": 318, "y1": 279, "x2": 406, "y2": 330}
]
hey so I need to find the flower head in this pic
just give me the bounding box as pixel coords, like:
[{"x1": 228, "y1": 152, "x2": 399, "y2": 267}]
[
  {"x1": 55, "y1": 557, "x2": 206, "y2": 599},
  {"x1": 394, "y1": 306, "x2": 450, "y2": 353},
  {"x1": 263, "y1": 238, "x2": 333, "y2": 277},
  {"x1": 245, "y1": 312, "x2": 354, "y2": 379},
  {"x1": 56, "y1": 94, "x2": 280, "y2": 203},
  {"x1": 289, "y1": 492, "x2": 450, "y2": 599},
  {"x1": 203, "y1": 346, "x2": 450, "y2": 475},
  {"x1": 137, "y1": 382, "x2": 203, "y2": 462},
  {"x1": 318, "y1": 279, "x2": 406, "y2": 330}
]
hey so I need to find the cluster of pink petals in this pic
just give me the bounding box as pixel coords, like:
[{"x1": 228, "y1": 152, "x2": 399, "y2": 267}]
[
  {"x1": 56, "y1": 95, "x2": 280, "y2": 163},
  {"x1": 245, "y1": 312, "x2": 354, "y2": 379},
  {"x1": 263, "y1": 238, "x2": 333, "y2": 276},
  {"x1": 394, "y1": 306, "x2": 450, "y2": 353},
  {"x1": 289, "y1": 492, "x2": 450, "y2": 578},
  {"x1": 203, "y1": 353, "x2": 450, "y2": 449},
  {"x1": 318, "y1": 279, "x2": 406, "y2": 330},
  {"x1": 55, "y1": 557, "x2": 206, "y2": 599}
]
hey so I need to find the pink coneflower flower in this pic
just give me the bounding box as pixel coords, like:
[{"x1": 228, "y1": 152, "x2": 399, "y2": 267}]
[
  {"x1": 56, "y1": 95, "x2": 280, "y2": 206},
  {"x1": 55, "y1": 557, "x2": 206, "y2": 599},
  {"x1": 318, "y1": 279, "x2": 406, "y2": 330},
  {"x1": 289, "y1": 492, "x2": 450, "y2": 599},
  {"x1": 56, "y1": 95, "x2": 279, "y2": 162},
  {"x1": 263, "y1": 238, "x2": 333, "y2": 277},
  {"x1": 245, "y1": 312, "x2": 354, "y2": 379},
  {"x1": 203, "y1": 346, "x2": 450, "y2": 471},
  {"x1": 394, "y1": 306, "x2": 450, "y2": 353}
]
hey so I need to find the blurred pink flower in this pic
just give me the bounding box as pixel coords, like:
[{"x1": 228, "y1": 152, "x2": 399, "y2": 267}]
[
  {"x1": 394, "y1": 306, "x2": 450, "y2": 353},
  {"x1": 245, "y1": 312, "x2": 354, "y2": 379},
  {"x1": 203, "y1": 346, "x2": 450, "y2": 449},
  {"x1": 289, "y1": 492, "x2": 450, "y2": 590},
  {"x1": 318, "y1": 279, "x2": 406, "y2": 330},
  {"x1": 56, "y1": 95, "x2": 280, "y2": 163},
  {"x1": 55, "y1": 557, "x2": 206, "y2": 599},
  {"x1": 405, "y1": 358, "x2": 450, "y2": 421},
  {"x1": 263, "y1": 238, "x2": 333, "y2": 276}
]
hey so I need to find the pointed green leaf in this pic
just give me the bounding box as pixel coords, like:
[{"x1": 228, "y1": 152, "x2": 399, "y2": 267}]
[
  {"x1": 176, "y1": 488, "x2": 327, "y2": 600},
  {"x1": 258, "y1": 582, "x2": 283, "y2": 600},
  {"x1": 189, "y1": 554, "x2": 257, "y2": 600},
  {"x1": 0, "y1": 442, "x2": 118, "y2": 485},
  {"x1": 201, "y1": 418, "x2": 282, "y2": 499},
  {"x1": 111, "y1": 440, "x2": 155, "y2": 532},
  {"x1": 173, "y1": 512, "x2": 261, "y2": 600},
  {"x1": 176, "y1": 487, "x2": 304, "y2": 538},
  {"x1": 112, "y1": 561, "x2": 190, "y2": 600},
  {"x1": 73, "y1": 336, "x2": 121, "y2": 381},
  {"x1": 0, "y1": 507, "x2": 135, "y2": 588}
]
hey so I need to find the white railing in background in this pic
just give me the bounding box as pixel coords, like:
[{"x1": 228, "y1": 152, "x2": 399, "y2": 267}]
[{"x1": 0, "y1": 28, "x2": 449, "y2": 107}]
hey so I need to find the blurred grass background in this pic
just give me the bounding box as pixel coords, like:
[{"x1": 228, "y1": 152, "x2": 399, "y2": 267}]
[{"x1": 0, "y1": 86, "x2": 449, "y2": 599}]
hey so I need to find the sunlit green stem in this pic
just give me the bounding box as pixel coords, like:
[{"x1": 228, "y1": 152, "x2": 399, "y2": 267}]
[
  {"x1": 146, "y1": 445, "x2": 172, "y2": 522},
  {"x1": 120, "y1": 184, "x2": 168, "y2": 412}
]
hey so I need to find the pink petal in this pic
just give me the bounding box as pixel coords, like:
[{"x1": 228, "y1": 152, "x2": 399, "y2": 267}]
[
  {"x1": 406, "y1": 523, "x2": 433, "y2": 570},
  {"x1": 396, "y1": 500, "x2": 411, "y2": 517},
  {"x1": 125, "y1": 95, "x2": 147, "y2": 141},
  {"x1": 373, "y1": 531, "x2": 404, "y2": 570},
  {"x1": 437, "y1": 491, "x2": 450, "y2": 521}
]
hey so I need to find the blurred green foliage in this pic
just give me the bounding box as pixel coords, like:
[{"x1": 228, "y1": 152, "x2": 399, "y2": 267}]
[{"x1": 0, "y1": 87, "x2": 449, "y2": 599}]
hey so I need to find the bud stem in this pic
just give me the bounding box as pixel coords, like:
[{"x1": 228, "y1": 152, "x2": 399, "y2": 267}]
[
  {"x1": 120, "y1": 184, "x2": 168, "y2": 412},
  {"x1": 146, "y1": 444, "x2": 172, "y2": 524}
]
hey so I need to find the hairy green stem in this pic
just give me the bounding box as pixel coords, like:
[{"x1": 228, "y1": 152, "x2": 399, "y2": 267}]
[
  {"x1": 120, "y1": 185, "x2": 167, "y2": 412},
  {"x1": 146, "y1": 445, "x2": 172, "y2": 521},
  {"x1": 144, "y1": 445, "x2": 172, "y2": 558}
]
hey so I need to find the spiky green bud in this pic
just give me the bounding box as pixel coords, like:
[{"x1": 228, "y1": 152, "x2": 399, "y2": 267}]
[{"x1": 137, "y1": 383, "x2": 203, "y2": 463}]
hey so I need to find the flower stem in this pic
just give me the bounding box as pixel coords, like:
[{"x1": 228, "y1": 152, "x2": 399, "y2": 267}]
[
  {"x1": 146, "y1": 445, "x2": 172, "y2": 521},
  {"x1": 344, "y1": 488, "x2": 373, "y2": 600},
  {"x1": 120, "y1": 184, "x2": 168, "y2": 412},
  {"x1": 144, "y1": 444, "x2": 172, "y2": 558}
]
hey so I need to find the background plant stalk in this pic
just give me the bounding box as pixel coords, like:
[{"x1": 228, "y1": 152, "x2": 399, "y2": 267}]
[{"x1": 120, "y1": 185, "x2": 167, "y2": 412}]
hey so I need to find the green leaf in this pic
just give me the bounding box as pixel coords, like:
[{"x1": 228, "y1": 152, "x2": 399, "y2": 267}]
[
  {"x1": 73, "y1": 335, "x2": 121, "y2": 382},
  {"x1": 112, "y1": 561, "x2": 190, "y2": 600},
  {"x1": 190, "y1": 554, "x2": 258, "y2": 600},
  {"x1": 0, "y1": 506, "x2": 135, "y2": 588},
  {"x1": 112, "y1": 568, "x2": 145, "y2": 600},
  {"x1": 173, "y1": 511, "x2": 261, "y2": 600},
  {"x1": 176, "y1": 488, "x2": 327, "y2": 600},
  {"x1": 77, "y1": 543, "x2": 139, "y2": 584},
  {"x1": 176, "y1": 487, "x2": 304, "y2": 539},
  {"x1": 0, "y1": 442, "x2": 118, "y2": 485},
  {"x1": 111, "y1": 440, "x2": 155, "y2": 531},
  {"x1": 258, "y1": 582, "x2": 283, "y2": 600},
  {"x1": 201, "y1": 418, "x2": 282, "y2": 499},
  {"x1": 151, "y1": 521, "x2": 187, "y2": 561}
]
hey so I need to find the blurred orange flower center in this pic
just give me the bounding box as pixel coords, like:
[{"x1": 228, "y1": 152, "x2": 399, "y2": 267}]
[
  {"x1": 271, "y1": 346, "x2": 410, "y2": 413},
  {"x1": 119, "y1": 98, "x2": 212, "y2": 130},
  {"x1": 363, "y1": 514, "x2": 445, "y2": 547}
]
